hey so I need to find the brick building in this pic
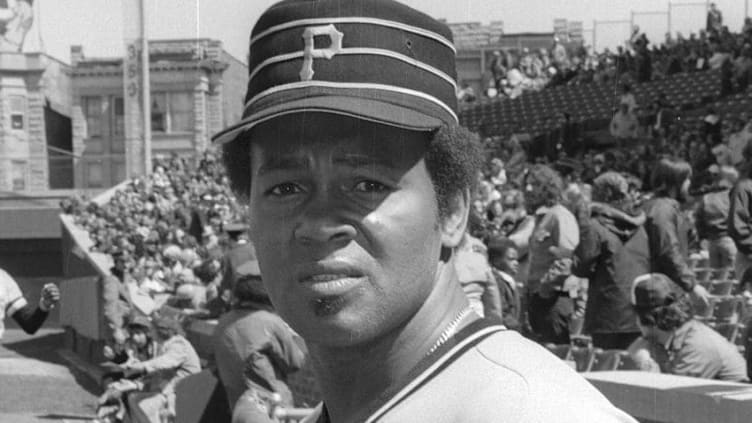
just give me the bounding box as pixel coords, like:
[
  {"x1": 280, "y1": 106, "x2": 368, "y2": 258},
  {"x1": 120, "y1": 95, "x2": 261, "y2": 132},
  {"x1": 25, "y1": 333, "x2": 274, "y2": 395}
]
[{"x1": 70, "y1": 39, "x2": 247, "y2": 188}]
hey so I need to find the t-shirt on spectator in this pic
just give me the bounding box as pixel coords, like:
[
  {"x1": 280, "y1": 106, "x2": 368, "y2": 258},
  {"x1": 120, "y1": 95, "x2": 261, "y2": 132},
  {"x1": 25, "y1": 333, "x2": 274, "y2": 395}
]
[{"x1": 610, "y1": 104, "x2": 638, "y2": 141}]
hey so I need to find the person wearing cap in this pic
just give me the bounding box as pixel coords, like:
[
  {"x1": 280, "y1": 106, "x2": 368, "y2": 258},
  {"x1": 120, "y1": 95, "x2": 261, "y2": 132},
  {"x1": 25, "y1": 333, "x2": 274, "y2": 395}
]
[
  {"x1": 0, "y1": 267, "x2": 59, "y2": 341},
  {"x1": 213, "y1": 260, "x2": 307, "y2": 421},
  {"x1": 644, "y1": 158, "x2": 712, "y2": 309},
  {"x1": 573, "y1": 172, "x2": 650, "y2": 350},
  {"x1": 122, "y1": 312, "x2": 201, "y2": 423},
  {"x1": 695, "y1": 165, "x2": 738, "y2": 280},
  {"x1": 627, "y1": 273, "x2": 747, "y2": 382},
  {"x1": 215, "y1": 1, "x2": 637, "y2": 421}
]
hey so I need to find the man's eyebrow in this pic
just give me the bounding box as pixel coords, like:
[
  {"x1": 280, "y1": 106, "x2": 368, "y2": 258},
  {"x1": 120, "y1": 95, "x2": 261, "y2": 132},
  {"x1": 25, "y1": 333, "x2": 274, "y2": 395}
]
[
  {"x1": 333, "y1": 154, "x2": 395, "y2": 169},
  {"x1": 256, "y1": 155, "x2": 310, "y2": 176}
]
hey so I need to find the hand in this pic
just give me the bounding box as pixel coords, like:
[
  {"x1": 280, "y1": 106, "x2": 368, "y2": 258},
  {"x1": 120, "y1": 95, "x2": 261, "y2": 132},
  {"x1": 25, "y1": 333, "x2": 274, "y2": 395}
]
[
  {"x1": 39, "y1": 283, "x2": 60, "y2": 311},
  {"x1": 691, "y1": 284, "x2": 711, "y2": 311},
  {"x1": 103, "y1": 345, "x2": 115, "y2": 360}
]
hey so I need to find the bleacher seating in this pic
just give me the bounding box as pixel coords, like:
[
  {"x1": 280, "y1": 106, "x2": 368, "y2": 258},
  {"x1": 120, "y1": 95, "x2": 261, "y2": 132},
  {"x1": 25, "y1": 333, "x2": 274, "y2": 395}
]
[{"x1": 458, "y1": 70, "x2": 721, "y2": 138}]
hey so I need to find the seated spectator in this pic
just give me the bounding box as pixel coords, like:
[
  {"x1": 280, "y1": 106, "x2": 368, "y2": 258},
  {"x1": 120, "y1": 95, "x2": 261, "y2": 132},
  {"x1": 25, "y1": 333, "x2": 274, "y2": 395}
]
[
  {"x1": 627, "y1": 273, "x2": 748, "y2": 382},
  {"x1": 488, "y1": 238, "x2": 522, "y2": 331},
  {"x1": 457, "y1": 81, "x2": 477, "y2": 103},
  {"x1": 123, "y1": 313, "x2": 202, "y2": 423}
]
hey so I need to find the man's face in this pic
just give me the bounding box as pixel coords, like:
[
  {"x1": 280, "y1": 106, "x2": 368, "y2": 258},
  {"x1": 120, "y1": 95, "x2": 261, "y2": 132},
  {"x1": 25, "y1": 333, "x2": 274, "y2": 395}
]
[{"x1": 248, "y1": 114, "x2": 447, "y2": 348}]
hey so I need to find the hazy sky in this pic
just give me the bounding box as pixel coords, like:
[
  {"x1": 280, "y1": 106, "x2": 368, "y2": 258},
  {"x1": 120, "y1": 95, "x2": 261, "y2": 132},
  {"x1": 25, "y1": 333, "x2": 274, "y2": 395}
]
[{"x1": 25, "y1": 0, "x2": 750, "y2": 64}]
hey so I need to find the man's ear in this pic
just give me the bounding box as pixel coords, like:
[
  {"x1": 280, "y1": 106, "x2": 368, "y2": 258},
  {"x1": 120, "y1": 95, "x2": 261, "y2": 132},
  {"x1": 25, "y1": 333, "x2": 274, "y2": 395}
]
[{"x1": 441, "y1": 189, "x2": 470, "y2": 249}]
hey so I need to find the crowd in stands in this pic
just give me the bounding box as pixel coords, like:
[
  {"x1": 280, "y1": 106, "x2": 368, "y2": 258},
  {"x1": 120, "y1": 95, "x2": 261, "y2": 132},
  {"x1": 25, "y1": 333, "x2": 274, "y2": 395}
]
[{"x1": 458, "y1": 3, "x2": 752, "y2": 102}]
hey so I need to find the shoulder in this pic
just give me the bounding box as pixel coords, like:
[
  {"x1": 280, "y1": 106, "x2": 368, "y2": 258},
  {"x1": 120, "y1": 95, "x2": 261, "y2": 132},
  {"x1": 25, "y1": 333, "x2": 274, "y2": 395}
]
[{"x1": 437, "y1": 331, "x2": 636, "y2": 422}]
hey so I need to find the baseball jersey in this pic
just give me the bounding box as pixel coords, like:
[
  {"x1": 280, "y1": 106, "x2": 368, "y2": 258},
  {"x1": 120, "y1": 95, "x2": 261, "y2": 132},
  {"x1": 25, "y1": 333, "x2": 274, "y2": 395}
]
[{"x1": 0, "y1": 269, "x2": 27, "y2": 340}]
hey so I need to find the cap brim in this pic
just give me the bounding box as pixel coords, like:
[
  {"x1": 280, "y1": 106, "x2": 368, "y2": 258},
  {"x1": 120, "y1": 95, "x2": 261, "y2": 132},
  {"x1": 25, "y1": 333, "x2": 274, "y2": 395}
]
[{"x1": 212, "y1": 95, "x2": 444, "y2": 146}]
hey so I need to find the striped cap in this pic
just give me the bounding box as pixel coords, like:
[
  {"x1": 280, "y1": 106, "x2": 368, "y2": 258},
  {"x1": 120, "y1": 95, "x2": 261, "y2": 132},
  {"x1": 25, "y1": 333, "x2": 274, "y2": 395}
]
[{"x1": 212, "y1": 0, "x2": 458, "y2": 145}]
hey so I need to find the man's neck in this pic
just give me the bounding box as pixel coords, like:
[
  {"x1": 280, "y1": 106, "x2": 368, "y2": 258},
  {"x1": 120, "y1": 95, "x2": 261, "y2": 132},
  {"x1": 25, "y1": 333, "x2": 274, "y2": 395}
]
[{"x1": 310, "y1": 261, "x2": 475, "y2": 423}]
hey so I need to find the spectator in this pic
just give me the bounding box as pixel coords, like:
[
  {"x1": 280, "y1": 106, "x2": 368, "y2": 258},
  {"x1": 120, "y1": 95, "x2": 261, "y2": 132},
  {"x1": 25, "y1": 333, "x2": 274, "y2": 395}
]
[
  {"x1": 644, "y1": 158, "x2": 711, "y2": 309},
  {"x1": 488, "y1": 237, "x2": 522, "y2": 331},
  {"x1": 454, "y1": 233, "x2": 503, "y2": 319},
  {"x1": 457, "y1": 81, "x2": 477, "y2": 103},
  {"x1": 213, "y1": 262, "x2": 307, "y2": 420},
  {"x1": 610, "y1": 103, "x2": 639, "y2": 146},
  {"x1": 123, "y1": 313, "x2": 201, "y2": 423},
  {"x1": 628, "y1": 273, "x2": 747, "y2": 382},
  {"x1": 695, "y1": 165, "x2": 738, "y2": 279},
  {"x1": 574, "y1": 172, "x2": 650, "y2": 350},
  {"x1": 219, "y1": 223, "x2": 257, "y2": 307},
  {"x1": 706, "y1": 3, "x2": 723, "y2": 34},
  {"x1": 524, "y1": 164, "x2": 580, "y2": 344},
  {"x1": 489, "y1": 50, "x2": 506, "y2": 93},
  {"x1": 729, "y1": 142, "x2": 752, "y2": 279}
]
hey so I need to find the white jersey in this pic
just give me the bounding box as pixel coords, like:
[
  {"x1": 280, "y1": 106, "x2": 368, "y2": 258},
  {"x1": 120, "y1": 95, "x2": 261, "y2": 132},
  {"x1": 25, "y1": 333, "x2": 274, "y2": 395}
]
[{"x1": 0, "y1": 268, "x2": 27, "y2": 340}]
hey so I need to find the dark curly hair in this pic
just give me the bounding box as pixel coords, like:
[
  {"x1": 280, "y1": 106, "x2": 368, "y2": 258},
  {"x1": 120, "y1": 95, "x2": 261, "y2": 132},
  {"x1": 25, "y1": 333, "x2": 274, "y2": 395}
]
[
  {"x1": 522, "y1": 164, "x2": 564, "y2": 211},
  {"x1": 222, "y1": 123, "x2": 483, "y2": 220},
  {"x1": 636, "y1": 293, "x2": 694, "y2": 332}
]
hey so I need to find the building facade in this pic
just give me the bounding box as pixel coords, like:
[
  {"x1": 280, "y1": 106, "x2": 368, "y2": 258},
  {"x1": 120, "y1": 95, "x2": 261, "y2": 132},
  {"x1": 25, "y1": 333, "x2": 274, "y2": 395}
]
[
  {"x1": 0, "y1": 52, "x2": 72, "y2": 192},
  {"x1": 70, "y1": 39, "x2": 247, "y2": 189}
]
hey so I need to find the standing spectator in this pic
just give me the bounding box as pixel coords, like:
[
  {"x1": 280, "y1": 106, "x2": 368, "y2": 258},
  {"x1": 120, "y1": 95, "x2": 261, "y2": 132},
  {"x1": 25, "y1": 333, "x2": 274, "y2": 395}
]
[
  {"x1": 220, "y1": 223, "x2": 257, "y2": 306},
  {"x1": 574, "y1": 172, "x2": 650, "y2": 350},
  {"x1": 489, "y1": 50, "x2": 506, "y2": 93},
  {"x1": 627, "y1": 273, "x2": 747, "y2": 382},
  {"x1": 618, "y1": 84, "x2": 638, "y2": 113},
  {"x1": 524, "y1": 164, "x2": 580, "y2": 344},
  {"x1": 728, "y1": 117, "x2": 750, "y2": 167},
  {"x1": 696, "y1": 166, "x2": 738, "y2": 279},
  {"x1": 643, "y1": 158, "x2": 711, "y2": 309},
  {"x1": 0, "y1": 268, "x2": 59, "y2": 341},
  {"x1": 488, "y1": 238, "x2": 522, "y2": 331},
  {"x1": 733, "y1": 45, "x2": 752, "y2": 91},
  {"x1": 102, "y1": 251, "x2": 135, "y2": 345},
  {"x1": 552, "y1": 37, "x2": 570, "y2": 71},
  {"x1": 729, "y1": 142, "x2": 752, "y2": 278},
  {"x1": 706, "y1": 3, "x2": 723, "y2": 34},
  {"x1": 610, "y1": 103, "x2": 639, "y2": 146},
  {"x1": 213, "y1": 262, "x2": 307, "y2": 421},
  {"x1": 454, "y1": 233, "x2": 503, "y2": 319}
]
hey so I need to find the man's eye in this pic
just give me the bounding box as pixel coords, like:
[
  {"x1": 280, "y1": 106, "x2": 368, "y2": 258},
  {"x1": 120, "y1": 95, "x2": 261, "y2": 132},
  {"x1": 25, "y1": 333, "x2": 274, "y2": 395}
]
[
  {"x1": 266, "y1": 183, "x2": 303, "y2": 197},
  {"x1": 353, "y1": 180, "x2": 389, "y2": 193}
]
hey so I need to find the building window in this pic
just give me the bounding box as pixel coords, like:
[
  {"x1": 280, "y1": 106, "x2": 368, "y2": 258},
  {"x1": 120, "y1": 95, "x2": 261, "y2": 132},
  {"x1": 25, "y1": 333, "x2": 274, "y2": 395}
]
[
  {"x1": 113, "y1": 96, "x2": 125, "y2": 137},
  {"x1": 9, "y1": 96, "x2": 26, "y2": 130},
  {"x1": 11, "y1": 160, "x2": 26, "y2": 191},
  {"x1": 151, "y1": 92, "x2": 193, "y2": 133},
  {"x1": 87, "y1": 162, "x2": 103, "y2": 188},
  {"x1": 82, "y1": 96, "x2": 103, "y2": 138}
]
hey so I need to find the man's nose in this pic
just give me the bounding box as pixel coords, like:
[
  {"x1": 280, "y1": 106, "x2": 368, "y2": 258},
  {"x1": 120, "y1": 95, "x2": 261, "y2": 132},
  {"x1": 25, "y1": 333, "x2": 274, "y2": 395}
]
[{"x1": 293, "y1": 193, "x2": 357, "y2": 246}]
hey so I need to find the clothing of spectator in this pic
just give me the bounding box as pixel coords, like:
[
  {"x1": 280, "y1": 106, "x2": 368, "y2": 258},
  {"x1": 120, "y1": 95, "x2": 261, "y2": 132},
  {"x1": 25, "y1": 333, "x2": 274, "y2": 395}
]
[
  {"x1": 455, "y1": 234, "x2": 503, "y2": 319},
  {"x1": 628, "y1": 273, "x2": 746, "y2": 382},
  {"x1": 124, "y1": 316, "x2": 201, "y2": 423},
  {"x1": 527, "y1": 203, "x2": 580, "y2": 344},
  {"x1": 213, "y1": 272, "x2": 307, "y2": 416},
  {"x1": 643, "y1": 197, "x2": 696, "y2": 293},
  {"x1": 629, "y1": 319, "x2": 748, "y2": 382},
  {"x1": 610, "y1": 105, "x2": 638, "y2": 142},
  {"x1": 729, "y1": 177, "x2": 752, "y2": 278},
  {"x1": 488, "y1": 238, "x2": 522, "y2": 331},
  {"x1": 574, "y1": 173, "x2": 649, "y2": 349},
  {"x1": 695, "y1": 170, "x2": 737, "y2": 279}
]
